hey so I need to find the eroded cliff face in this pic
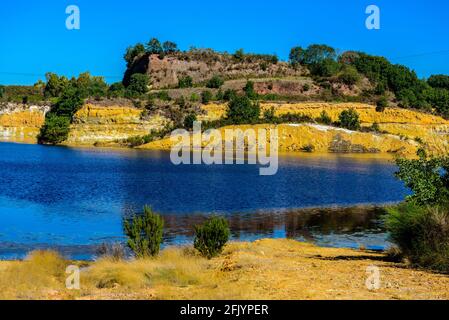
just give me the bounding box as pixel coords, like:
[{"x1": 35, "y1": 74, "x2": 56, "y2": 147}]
[
  {"x1": 1, "y1": 101, "x2": 447, "y2": 157},
  {"x1": 198, "y1": 103, "x2": 449, "y2": 155},
  {"x1": 67, "y1": 104, "x2": 169, "y2": 145},
  {"x1": 124, "y1": 53, "x2": 303, "y2": 89},
  {"x1": 0, "y1": 103, "x2": 48, "y2": 143}
]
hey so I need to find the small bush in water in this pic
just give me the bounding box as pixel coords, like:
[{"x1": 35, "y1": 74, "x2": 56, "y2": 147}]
[
  {"x1": 194, "y1": 216, "x2": 230, "y2": 259},
  {"x1": 123, "y1": 206, "x2": 164, "y2": 258}
]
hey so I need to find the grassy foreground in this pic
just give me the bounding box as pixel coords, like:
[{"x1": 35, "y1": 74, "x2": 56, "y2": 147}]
[{"x1": 1, "y1": 239, "x2": 448, "y2": 300}]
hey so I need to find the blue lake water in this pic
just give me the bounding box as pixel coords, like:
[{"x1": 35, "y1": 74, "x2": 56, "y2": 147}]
[{"x1": 0, "y1": 142, "x2": 409, "y2": 259}]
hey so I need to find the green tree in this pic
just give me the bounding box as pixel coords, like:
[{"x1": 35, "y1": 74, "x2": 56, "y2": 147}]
[
  {"x1": 201, "y1": 90, "x2": 213, "y2": 104},
  {"x1": 233, "y1": 48, "x2": 245, "y2": 62},
  {"x1": 108, "y1": 82, "x2": 125, "y2": 98},
  {"x1": 206, "y1": 75, "x2": 224, "y2": 89},
  {"x1": 125, "y1": 73, "x2": 149, "y2": 98},
  {"x1": 289, "y1": 46, "x2": 305, "y2": 65},
  {"x1": 124, "y1": 43, "x2": 145, "y2": 67},
  {"x1": 184, "y1": 113, "x2": 197, "y2": 130},
  {"x1": 37, "y1": 114, "x2": 71, "y2": 145},
  {"x1": 243, "y1": 81, "x2": 257, "y2": 99},
  {"x1": 338, "y1": 66, "x2": 360, "y2": 85},
  {"x1": 178, "y1": 76, "x2": 193, "y2": 88},
  {"x1": 162, "y1": 41, "x2": 179, "y2": 54},
  {"x1": 0, "y1": 85, "x2": 4, "y2": 99},
  {"x1": 146, "y1": 38, "x2": 163, "y2": 55},
  {"x1": 226, "y1": 96, "x2": 260, "y2": 124},
  {"x1": 123, "y1": 206, "x2": 164, "y2": 258},
  {"x1": 309, "y1": 59, "x2": 340, "y2": 77},
  {"x1": 44, "y1": 72, "x2": 69, "y2": 98},
  {"x1": 194, "y1": 216, "x2": 230, "y2": 259},
  {"x1": 395, "y1": 149, "x2": 449, "y2": 206},
  {"x1": 428, "y1": 74, "x2": 449, "y2": 90},
  {"x1": 376, "y1": 96, "x2": 388, "y2": 112},
  {"x1": 339, "y1": 108, "x2": 361, "y2": 130}
]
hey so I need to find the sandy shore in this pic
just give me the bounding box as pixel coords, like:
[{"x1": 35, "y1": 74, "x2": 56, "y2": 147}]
[{"x1": 0, "y1": 239, "x2": 448, "y2": 300}]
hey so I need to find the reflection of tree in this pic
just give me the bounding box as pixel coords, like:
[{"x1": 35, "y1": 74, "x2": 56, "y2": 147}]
[{"x1": 160, "y1": 206, "x2": 386, "y2": 243}]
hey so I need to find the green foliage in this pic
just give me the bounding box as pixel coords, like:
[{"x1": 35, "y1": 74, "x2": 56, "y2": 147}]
[
  {"x1": 0, "y1": 85, "x2": 4, "y2": 98},
  {"x1": 370, "y1": 122, "x2": 380, "y2": 132},
  {"x1": 201, "y1": 90, "x2": 213, "y2": 104},
  {"x1": 184, "y1": 113, "x2": 197, "y2": 130},
  {"x1": 124, "y1": 43, "x2": 145, "y2": 67},
  {"x1": 424, "y1": 87, "x2": 449, "y2": 118},
  {"x1": 72, "y1": 72, "x2": 108, "y2": 99},
  {"x1": 338, "y1": 66, "x2": 360, "y2": 85},
  {"x1": 263, "y1": 107, "x2": 276, "y2": 122},
  {"x1": 194, "y1": 216, "x2": 230, "y2": 259},
  {"x1": 243, "y1": 81, "x2": 258, "y2": 99},
  {"x1": 44, "y1": 73, "x2": 69, "y2": 98},
  {"x1": 385, "y1": 203, "x2": 449, "y2": 272},
  {"x1": 309, "y1": 59, "x2": 340, "y2": 77},
  {"x1": 178, "y1": 76, "x2": 193, "y2": 88},
  {"x1": 125, "y1": 74, "x2": 149, "y2": 98},
  {"x1": 146, "y1": 38, "x2": 163, "y2": 55},
  {"x1": 123, "y1": 206, "x2": 164, "y2": 258},
  {"x1": 289, "y1": 46, "x2": 305, "y2": 66},
  {"x1": 108, "y1": 82, "x2": 125, "y2": 98},
  {"x1": 428, "y1": 74, "x2": 449, "y2": 90},
  {"x1": 395, "y1": 149, "x2": 449, "y2": 206},
  {"x1": 162, "y1": 41, "x2": 179, "y2": 54},
  {"x1": 338, "y1": 108, "x2": 361, "y2": 130},
  {"x1": 38, "y1": 86, "x2": 84, "y2": 145},
  {"x1": 37, "y1": 115, "x2": 71, "y2": 145},
  {"x1": 223, "y1": 89, "x2": 237, "y2": 101},
  {"x1": 376, "y1": 96, "x2": 388, "y2": 112},
  {"x1": 233, "y1": 49, "x2": 245, "y2": 62},
  {"x1": 226, "y1": 96, "x2": 260, "y2": 124},
  {"x1": 206, "y1": 75, "x2": 224, "y2": 89},
  {"x1": 190, "y1": 92, "x2": 200, "y2": 102},
  {"x1": 316, "y1": 110, "x2": 332, "y2": 125}
]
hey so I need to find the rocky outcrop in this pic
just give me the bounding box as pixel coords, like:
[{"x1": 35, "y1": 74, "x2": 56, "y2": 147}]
[
  {"x1": 67, "y1": 104, "x2": 169, "y2": 145},
  {"x1": 0, "y1": 103, "x2": 48, "y2": 143},
  {"x1": 124, "y1": 53, "x2": 303, "y2": 89}
]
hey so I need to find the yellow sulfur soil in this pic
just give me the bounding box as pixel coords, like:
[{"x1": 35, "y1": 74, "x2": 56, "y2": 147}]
[{"x1": 0, "y1": 239, "x2": 448, "y2": 300}]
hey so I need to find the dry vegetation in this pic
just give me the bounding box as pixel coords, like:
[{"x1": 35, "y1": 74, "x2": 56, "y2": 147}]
[{"x1": 1, "y1": 239, "x2": 449, "y2": 300}]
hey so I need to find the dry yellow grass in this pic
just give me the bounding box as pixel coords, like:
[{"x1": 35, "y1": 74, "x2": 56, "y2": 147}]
[{"x1": 1, "y1": 239, "x2": 449, "y2": 300}]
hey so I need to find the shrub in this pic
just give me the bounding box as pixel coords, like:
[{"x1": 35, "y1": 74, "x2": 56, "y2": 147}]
[
  {"x1": 96, "y1": 243, "x2": 126, "y2": 261},
  {"x1": 0, "y1": 85, "x2": 5, "y2": 98},
  {"x1": 301, "y1": 144, "x2": 315, "y2": 152},
  {"x1": 428, "y1": 74, "x2": 449, "y2": 90},
  {"x1": 316, "y1": 110, "x2": 332, "y2": 125},
  {"x1": 309, "y1": 59, "x2": 340, "y2": 77},
  {"x1": 37, "y1": 115, "x2": 71, "y2": 145},
  {"x1": 226, "y1": 96, "x2": 260, "y2": 124},
  {"x1": 201, "y1": 90, "x2": 213, "y2": 104},
  {"x1": 123, "y1": 206, "x2": 164, "y2": 258},
  {"x1": 376, "y1": 96, "x2": 388, "y2": 112},
  {"x1": 338, "y1": 66, "x2": 360, "y2": 85},
  {"x1": 194, "y1": 216, "x2": 230, "y2": 259},
  {"x1": 223, "y1": 89, "x2": 237, "y2": 101},
  {"x1": 395, "y1": 149, "x2": 449, "y2": 206},
  {"x1": 206, "y1": 75, "x2": 224, "y2": 89},
  {"x1": 190, "y1": 93, "x2": 200, "y2": 102},
  {"x1": 109, "y1": 82, "x2": 125, "y2": 98},
  {"x1": 370, "y1": 122, "x2": 380, "y2": 132},
  {"x1": 178, "y1": 76, "x2": 193, "y2": 88},
  {"x1": 339, "y1": 108, "x2": 361, "y2": 131},
  {"x1": 184, "y1": 113, "x2": 197, "y2": 129},
  {"x1": 146, "y1": 38, "x2": 163, "y2": 55},
  {"x1": 385, "y1": 203, "x2": 449, "y2": 272},
  {"x1": 243, "y1": 81, "x2": 257, "y2": 99},
  {"x1": 263, "y1": 107, "x2": 276, "y2": 123},
  {"x1": 125, "y1": 73, "x2": 149, "y2": 98},
  {"x1": 302, "y1": 83, "x2": 310, "y2": 92}
]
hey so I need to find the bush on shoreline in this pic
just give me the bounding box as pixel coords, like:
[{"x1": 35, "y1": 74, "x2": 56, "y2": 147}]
[
  {"x1": 123, "y1": 206, "x2": 164, "y2": 258},
  {"x1": 194, "y1": 216, "x2": 230, "y2": 259}
]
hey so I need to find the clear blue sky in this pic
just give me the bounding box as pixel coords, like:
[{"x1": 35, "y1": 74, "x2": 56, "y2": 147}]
[{"x1": 1, "y1": 0, "x2": 448, "y2": 85}]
